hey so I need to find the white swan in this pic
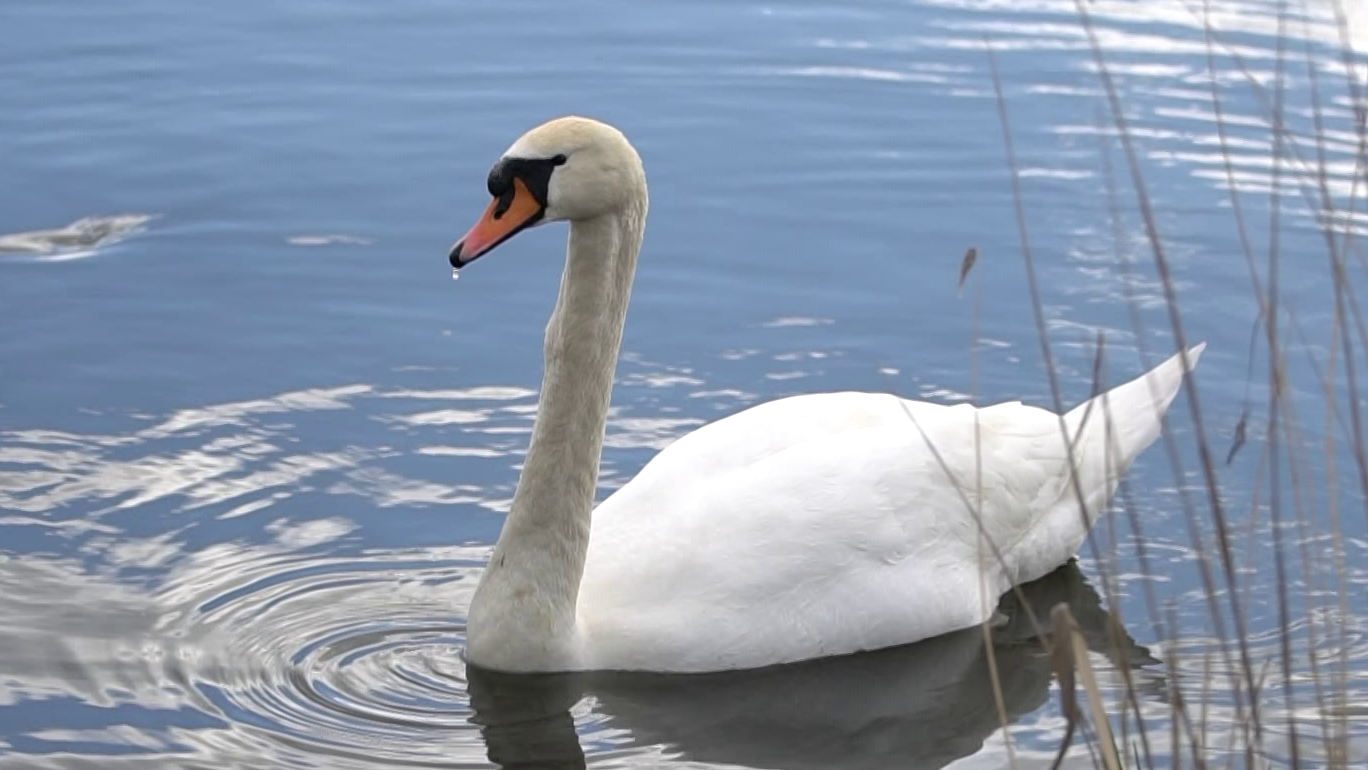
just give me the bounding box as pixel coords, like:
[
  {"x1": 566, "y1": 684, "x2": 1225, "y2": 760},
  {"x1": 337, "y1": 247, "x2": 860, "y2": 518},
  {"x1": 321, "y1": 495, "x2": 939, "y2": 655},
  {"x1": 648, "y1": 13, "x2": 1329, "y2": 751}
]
[{"x1": 447, "y1": 115, "x2": 1204, "y2": 674}]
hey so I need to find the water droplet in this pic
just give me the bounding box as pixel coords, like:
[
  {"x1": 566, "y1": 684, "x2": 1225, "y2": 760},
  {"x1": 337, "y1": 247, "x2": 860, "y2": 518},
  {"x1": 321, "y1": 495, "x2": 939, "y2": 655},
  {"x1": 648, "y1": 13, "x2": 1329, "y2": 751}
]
[{"x1": 451, "y1": 267, "x2": 461, "y2": 281}]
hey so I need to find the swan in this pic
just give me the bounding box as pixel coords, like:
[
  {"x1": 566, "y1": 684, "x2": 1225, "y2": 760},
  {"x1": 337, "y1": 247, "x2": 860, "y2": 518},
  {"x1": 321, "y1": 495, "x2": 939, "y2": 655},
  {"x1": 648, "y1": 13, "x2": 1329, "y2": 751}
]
[{"x1": 447, "y1": 115, "x2": 1204, "y2": 674}]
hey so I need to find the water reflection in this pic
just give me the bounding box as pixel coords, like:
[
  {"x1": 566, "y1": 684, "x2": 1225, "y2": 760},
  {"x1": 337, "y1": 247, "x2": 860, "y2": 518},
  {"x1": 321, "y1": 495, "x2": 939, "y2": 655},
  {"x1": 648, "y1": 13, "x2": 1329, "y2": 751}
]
[
  {"x1": 470, "y1": 561, "x2": 1160, "y2": 770},
  {"x1": 790, "y1": 0, "x2": 1367, "y2": 231}
]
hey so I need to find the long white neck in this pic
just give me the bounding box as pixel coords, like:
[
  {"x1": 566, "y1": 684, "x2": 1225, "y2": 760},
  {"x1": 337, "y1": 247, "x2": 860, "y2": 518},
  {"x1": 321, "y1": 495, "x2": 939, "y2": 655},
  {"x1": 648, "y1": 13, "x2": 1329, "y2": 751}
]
[{"x1": 466, "y1": 197, "x2": 646, "y2": 671}]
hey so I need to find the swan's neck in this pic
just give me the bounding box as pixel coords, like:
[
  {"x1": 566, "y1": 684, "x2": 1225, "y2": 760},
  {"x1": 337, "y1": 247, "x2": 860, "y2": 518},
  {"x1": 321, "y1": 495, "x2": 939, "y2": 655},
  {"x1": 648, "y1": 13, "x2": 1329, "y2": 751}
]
[{"x1": 467, "y1": 201, "x2": 645, "y2": 670}]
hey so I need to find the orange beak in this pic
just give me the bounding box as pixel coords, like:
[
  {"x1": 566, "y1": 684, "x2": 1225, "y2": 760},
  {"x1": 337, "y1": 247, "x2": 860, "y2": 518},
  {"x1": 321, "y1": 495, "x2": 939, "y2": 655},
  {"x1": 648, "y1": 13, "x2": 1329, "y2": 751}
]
[{"x1": 448, "y1": 177, "x2": 545, "y2": 268}]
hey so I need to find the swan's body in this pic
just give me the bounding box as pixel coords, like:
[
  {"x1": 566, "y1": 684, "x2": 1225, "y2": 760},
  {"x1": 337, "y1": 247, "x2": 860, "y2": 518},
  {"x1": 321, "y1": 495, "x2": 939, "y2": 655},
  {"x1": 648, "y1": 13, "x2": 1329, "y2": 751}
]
[{"x1": 447, "y1": 116, "x2": 1204, "y2": 674}]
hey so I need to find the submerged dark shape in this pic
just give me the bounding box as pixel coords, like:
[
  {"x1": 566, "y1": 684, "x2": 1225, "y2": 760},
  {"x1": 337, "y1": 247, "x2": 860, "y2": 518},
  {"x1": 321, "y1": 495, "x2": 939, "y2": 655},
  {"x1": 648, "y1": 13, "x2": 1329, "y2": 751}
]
[
  {"x1": 958, "y1": 246, "x2": 978, "y2": 293},
  {"x1": 467, "y1": 561, "x2": 1162, "y2": 770}
]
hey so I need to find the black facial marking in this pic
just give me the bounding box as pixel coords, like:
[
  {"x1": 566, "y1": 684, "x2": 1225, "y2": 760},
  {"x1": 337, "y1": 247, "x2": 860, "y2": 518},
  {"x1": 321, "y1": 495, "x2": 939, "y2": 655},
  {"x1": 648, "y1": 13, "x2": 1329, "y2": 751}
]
[
  {"x1": 492, "y1": 187, "x2": 516, "y2": 219},
  {"x1": 485, "y1": 154, "x2": 568, "y2": 214}
]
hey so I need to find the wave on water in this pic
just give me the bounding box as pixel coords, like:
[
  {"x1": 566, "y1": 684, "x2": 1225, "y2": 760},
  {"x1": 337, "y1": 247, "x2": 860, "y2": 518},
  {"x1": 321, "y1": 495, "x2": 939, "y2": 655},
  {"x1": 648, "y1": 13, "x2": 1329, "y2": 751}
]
[
  {"x1": 286, "y1": 234, "x2": 374, "y2": 247},
  {"x1": 0, "y1": 213, "x2": 155, "y2": 261}
]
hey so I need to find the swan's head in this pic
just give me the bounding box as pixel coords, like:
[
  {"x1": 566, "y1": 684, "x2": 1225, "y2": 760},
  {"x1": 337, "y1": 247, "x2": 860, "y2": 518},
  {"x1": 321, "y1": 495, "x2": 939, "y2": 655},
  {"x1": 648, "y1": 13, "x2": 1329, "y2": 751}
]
[{"x1": 448, "y1": 116, "x2": 645, "y2": 268}]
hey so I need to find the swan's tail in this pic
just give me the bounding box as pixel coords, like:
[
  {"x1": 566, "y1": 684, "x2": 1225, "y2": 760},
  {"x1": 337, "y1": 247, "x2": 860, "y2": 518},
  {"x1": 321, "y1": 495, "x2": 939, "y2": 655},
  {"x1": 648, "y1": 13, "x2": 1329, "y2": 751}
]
[{"x1": 1061, "y1": 342, "x2": 1206, "y2": 503}]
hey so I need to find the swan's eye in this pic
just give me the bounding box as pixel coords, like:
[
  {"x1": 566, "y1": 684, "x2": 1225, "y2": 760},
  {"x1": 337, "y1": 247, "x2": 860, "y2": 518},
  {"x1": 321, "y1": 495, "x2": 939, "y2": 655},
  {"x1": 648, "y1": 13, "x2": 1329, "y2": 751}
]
[{"x1": 487, "y1": 160, "x2": 514, "y2": 198}]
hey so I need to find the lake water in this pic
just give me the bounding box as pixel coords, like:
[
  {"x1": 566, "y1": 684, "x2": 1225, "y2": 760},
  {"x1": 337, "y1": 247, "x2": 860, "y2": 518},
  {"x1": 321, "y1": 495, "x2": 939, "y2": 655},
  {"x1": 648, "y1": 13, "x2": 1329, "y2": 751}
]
[{"x1": 2, "y1": 0, "x2": 1367, "y2": 768}]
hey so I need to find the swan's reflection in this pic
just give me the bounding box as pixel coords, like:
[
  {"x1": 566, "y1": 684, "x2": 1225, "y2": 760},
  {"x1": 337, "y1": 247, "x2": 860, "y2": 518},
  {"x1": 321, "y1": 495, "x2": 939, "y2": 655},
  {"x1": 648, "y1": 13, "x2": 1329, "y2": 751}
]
[{"x1": 468, "y1": 561, "x2": 1162, "y2": 770}]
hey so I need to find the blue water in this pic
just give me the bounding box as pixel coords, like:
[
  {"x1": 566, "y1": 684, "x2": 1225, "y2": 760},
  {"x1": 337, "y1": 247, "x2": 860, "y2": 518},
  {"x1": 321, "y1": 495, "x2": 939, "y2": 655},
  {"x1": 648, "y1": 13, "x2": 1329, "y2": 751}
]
[{"x1": 2, "y1": 0, "x2": 1366, "y2": 767}]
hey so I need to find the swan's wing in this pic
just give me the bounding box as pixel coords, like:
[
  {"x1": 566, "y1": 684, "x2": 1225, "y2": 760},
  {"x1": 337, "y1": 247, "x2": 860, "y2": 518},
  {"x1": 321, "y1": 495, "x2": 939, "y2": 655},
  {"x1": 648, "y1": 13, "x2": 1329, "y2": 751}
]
[{"x1": 578, "y1": 392, "x2": 1083, "y2": 671}]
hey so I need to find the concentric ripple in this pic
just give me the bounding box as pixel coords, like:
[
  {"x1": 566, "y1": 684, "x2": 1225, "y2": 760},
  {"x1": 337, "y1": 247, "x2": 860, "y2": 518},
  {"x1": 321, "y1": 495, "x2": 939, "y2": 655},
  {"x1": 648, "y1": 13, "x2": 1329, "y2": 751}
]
[
  {"x1": 162, "y1": 549, "x2": 508, "y2": 768},
  {"x1": 1, "y1": 542, "x2": 641, "y2": 769}
]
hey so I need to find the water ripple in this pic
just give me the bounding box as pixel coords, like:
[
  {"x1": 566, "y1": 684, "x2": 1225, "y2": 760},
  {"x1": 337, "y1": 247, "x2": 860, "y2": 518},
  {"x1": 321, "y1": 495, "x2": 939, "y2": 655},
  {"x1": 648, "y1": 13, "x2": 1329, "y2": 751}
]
[
  {"x1": 0, "y1": 542, "x2": 1172, "y2": 769},
  {"x1": 181, "y1": 551, "x2": 486, "y2": 766},
  {"x1": 0, "y1": 214, "x2": 154, "y2": 261}
]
